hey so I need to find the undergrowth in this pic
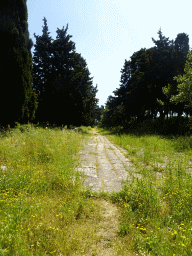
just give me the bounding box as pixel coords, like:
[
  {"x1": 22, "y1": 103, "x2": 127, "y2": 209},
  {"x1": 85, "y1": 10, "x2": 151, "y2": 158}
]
[
  {"x1": 0, "y1": 124, "x2": 99, "y2": 255},
  {"x1": 97, "y1": 125, "x2": 192, "y2": 256}
]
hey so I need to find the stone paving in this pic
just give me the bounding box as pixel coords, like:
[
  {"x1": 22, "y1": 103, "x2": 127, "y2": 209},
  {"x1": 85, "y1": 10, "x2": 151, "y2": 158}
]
[{"x1": 77, "y1": 133, "x2": 140, "y2": 193}]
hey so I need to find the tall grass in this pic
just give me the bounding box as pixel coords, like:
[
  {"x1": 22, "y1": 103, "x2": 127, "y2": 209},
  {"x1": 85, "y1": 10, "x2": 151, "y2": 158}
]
[
  {"x1": 0, "y1": 124, "x2": 98, "y2": 255},
  {"x1": 98, "y1": 125, "x2": 192, "y2": 255}
]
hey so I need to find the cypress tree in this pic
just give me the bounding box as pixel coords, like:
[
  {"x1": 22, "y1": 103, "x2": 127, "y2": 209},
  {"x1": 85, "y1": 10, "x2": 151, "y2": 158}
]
[
  {"x1": 32, "y1": 17, "x2": 54, "y2": 122},
  {"x1": 33, "y1": 18, "x2": 98, "y2": 126},
  {"x1": 0, "y1": 0, "x2": 37, "y2": 126}
]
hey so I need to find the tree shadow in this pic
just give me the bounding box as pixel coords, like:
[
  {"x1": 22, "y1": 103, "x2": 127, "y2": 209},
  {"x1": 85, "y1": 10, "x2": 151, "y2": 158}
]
[{"x1": 101, "y1": 117, "x2": 192, "y2": 138}]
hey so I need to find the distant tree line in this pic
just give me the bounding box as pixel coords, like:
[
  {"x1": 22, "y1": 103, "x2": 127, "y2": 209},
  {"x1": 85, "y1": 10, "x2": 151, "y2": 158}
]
[
  {"x1": 100, "y1": 29, "x2": 191, "y2": 128},
  {"x1": 0, "y1": 1, "x2": 98, "y2": 127}
]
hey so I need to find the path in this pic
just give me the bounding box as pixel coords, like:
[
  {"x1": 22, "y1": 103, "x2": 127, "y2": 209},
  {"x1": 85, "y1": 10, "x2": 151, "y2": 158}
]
[
  {"x1": 75, "y1": 130, "x2": 136, "y2": 255},
  {"x1": 77, "y1": 130, "x2": 140, "y2": 193}
]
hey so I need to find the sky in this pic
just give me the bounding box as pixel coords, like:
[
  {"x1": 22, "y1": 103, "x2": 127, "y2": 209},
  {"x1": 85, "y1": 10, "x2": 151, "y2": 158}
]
[{"x1": 27, "y1": 0, "x2": 192, "y2": 107}]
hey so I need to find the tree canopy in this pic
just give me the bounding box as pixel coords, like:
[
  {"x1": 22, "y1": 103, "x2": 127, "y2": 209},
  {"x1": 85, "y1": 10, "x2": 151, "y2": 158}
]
[
  {"x1": 0, "y1": 0, "x2": 37, "y2": 126},
  {"x1": 169, "y1": 51, "x2": 192, "y2": 110},
  {"x1": 100, "y1": 29, "x2": 190, "y2": 128},
  {"x1": 32, "y1": 17, "x2": 98, "y2": 126}
]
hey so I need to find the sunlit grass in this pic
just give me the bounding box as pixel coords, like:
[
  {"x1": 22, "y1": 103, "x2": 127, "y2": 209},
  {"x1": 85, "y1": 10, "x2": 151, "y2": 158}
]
[
  {"x1": 97, "y1": 126, "x2": 192, "y2": 255},
  {"x1": 3, "y1": 123, "x2": 192, "y2": 255},
  {"x1": 0, "y1": 124, "x2": 102, "y2": 255}
]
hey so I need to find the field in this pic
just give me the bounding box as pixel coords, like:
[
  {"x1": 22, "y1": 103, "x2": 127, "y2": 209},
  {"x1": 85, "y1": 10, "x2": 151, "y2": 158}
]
[
  {"x1": 1, "y1": 123, "x2": 192, "y2": 255},
  {"x1": 0, "y1": 124, "x2": 106, "y2": 255},
  {"x1": 98, "y1": 127, "x2": 192, "y2": 256}
]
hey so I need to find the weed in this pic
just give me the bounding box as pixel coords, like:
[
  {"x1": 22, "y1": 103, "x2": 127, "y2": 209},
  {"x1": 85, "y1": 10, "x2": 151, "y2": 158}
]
[
  {"x1": 0, "y1": 124, "x2": 100, "y2": 255},
  {"x1": 100, "y1": 127, "x2": 192, "y2": 255}
]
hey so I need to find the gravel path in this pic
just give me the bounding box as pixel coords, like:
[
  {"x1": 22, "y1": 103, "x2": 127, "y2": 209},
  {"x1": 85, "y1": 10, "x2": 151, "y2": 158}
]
[{"x1": 77, "y1": 132, "x2": 140, "y2": 193}]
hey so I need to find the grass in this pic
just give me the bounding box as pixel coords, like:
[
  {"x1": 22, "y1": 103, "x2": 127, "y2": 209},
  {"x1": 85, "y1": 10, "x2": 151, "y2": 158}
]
[
  {"x1": 0, "y1": 124, "x2": 103, "y2": 255},
  {"x1": 2, "y1": 121, "x2": 192, "y2": 255},
  {"x1": 97, "y1": 126, "x2": 192, "y2": 255}
]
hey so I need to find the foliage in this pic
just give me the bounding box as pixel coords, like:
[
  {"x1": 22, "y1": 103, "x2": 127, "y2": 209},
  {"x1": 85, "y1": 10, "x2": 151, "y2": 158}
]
[
  {"x1": 0, "y1": 0, "x2": 37, "y2": 126},
  {"x1": 95, "y1": 105, "x2": 104, "y2": 123},
  {"x1": 169, "y1": 51, "x2": 192, "y2": 110},
  {"x1": 100, "y1": 29, "x2": 189, "y2": 129},
  {"x1": 0, "y1": 124, "x2": 102, "y2": 255},
  {"x1": 32, "y1": 17, "x2": 98, "y2": 126},
  {"x1": 102, "y1": 128, "x2": 192, "y2": 255},
  {"x1": 175, "y1": 33, "x2": 189, "y2": 56}
]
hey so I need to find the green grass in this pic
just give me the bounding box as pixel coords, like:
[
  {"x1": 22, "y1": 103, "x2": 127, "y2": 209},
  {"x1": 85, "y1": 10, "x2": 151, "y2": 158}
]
[
  {"x1": 97, "y1": 127, "x2": 192, "y2": 256},
  {"x1": 2, "y1": 122, "x2": 192, "y2": 255},
  {"x1": 0, "y1": 124, "x2": 102, "y2": 255}
]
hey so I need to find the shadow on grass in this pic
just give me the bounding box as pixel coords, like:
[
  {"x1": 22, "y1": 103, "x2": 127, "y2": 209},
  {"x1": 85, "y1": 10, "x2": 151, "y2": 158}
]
[
  {"x1": 100, "y1": 117, "x2": 191, "y2": 136},
  {"x1": 0, "y1": 122, "x2": 94, "y2": 138},
  {"x1": 98, "y1": 117, "x2": 192, "y2": 152}
]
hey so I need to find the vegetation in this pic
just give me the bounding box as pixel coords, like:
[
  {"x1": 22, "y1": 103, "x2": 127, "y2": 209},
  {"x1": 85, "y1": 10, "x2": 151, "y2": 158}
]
[
  {"x1": 1, "y1": 121, "x2": 192, "y2": 255},
  {"x1": 1, "y1": 2, "x2": 191, "y2": 130},
  {"x1": 0, "y1": 0, "x2": 37, "y2": 126},
  {"x1": 97, "y1": 29, "x2": 192, "y2": 255},
  {"x1": 0, "y1": 124, "x2": 100, "y2": 255},
  {"x1": 32, "y1": 17, "x2": 98, "y2": 127},
  {"x1": 99, "y1": 116, "x2": 192, "y2": 136},
  {"x1": 169, "y1": 51, "x2": 192, "y2": 110},
  {"x1": 100, "y1": 29, "x2": 190, "y2": 128},
  {"x1": 1, "y1": 1, "x2": 192, "y2": 255},
  {"x1": 97, "y1": 124, "x2": 192, "y2": 256},
  {"x1": 1, "y1": 3, "x2": 98, "y2": 128}
]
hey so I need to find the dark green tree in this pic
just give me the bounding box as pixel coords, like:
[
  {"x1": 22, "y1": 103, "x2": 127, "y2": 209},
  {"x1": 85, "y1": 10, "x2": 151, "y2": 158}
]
[
  {"x1": 100, "y1": 96, "x2": 115, "y2": 128},
  {"x1": 0, "y1": 0, "x2": 37, "y2": 126},
  {"x1": 100, "y1": 95, "x2": 125, "y2": 128},
  {"x1": 114, "y1": 48, "x2": 155, "y2": 122},
  {"x1": 32, "y1": 18, "x2": 98, "y2": 126},
  {"x1": 109, "y1": 29, "x2": 189, "y2": 124},
  {"x1": 95, "y1": 105, "x2": 104, "y2": 122},
  {"x1": 175, "y1": 33, "x2": 189, "y2": 56},
  {"x1": 157, "y1": 32, "x2": 189, "y2": 118},
  {"x1": 169, "y1": 51, "x2": 192, "y2": 110},
  {"x1": 32, "y1": 17, "x2": 55, "y2": 122}
]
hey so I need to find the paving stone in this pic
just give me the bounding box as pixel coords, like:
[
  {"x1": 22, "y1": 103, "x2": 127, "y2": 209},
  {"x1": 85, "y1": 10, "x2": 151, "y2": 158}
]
[{"x1": 76, "y1": 133, "x2": 139, "y2": 192}]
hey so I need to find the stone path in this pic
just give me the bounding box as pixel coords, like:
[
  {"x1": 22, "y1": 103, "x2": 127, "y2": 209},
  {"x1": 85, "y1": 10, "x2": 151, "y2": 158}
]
[{"x1": 77, "y1": 132, "x2": 140, "y2": 193}]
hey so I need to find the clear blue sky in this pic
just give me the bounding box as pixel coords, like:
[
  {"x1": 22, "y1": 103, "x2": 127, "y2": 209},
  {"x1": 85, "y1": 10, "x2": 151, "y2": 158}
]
[{"x1": 27, "y1": 0, "x2": 192, "y2": 107}]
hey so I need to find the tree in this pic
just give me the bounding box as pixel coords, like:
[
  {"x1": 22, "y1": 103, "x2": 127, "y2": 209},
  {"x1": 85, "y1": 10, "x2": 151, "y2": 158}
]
[
  {"x1": 150, "y1": 30, "x2": 190, "y2": 118},
  {"x1": 175, "y1": 33, "x2": 189, "y2": 56},
  {"x1": 45, "y1": 23, "x2": 76, "y2": 125},
  {"x1": 114, "y1": 48, "x2": 157, "y2": 122},
  {"x1": 158, "y1": 33, "x2": 189, "y2": 118},
  {"x1": 152, "y1": 28, "x2": 173, "y2": 50},
  {"x1": 32, "y1": 17, "x2": 55, "y2": 122},
  {"x1": 51, "y1": 50, "x2": 98, "y2": 126},
  {"x1": 100, "y1": 94, "x2": 125, "y2": 128},
  {"x1": 170, "y1": 51, "x2": 192, "y2": 110},
  {"x1": 95, "y1": 105, "x2": 104, "y2": 122},
  {"x1": 0, "y1": 0, "x2": 37, "y2": 126},
  {"x1": 100, "y1": 96, "x2": 115, "y2": 128},
  {"x1": 108, "y1": 29, "x2": 189, "y2": 124},
  {"x1": 32, "y1": 18, "x2": 98, "y2": 126}
]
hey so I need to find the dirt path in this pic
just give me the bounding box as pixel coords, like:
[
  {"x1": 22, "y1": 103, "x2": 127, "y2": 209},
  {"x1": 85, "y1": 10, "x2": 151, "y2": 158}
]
[{"x1": 77, "y1": 130, "x2": 140, "y2": 193}]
